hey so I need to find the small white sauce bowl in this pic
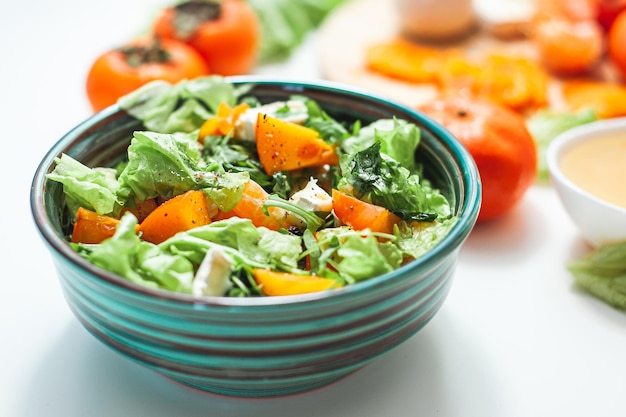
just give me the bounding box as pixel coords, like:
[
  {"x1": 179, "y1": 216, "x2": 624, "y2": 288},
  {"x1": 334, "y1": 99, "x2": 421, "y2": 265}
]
[{"x1": 547, "y1": 117, "x2": 626, "y2": 247}]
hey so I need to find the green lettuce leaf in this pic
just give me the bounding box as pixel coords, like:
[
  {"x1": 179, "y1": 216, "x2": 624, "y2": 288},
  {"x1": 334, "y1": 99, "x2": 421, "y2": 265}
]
[
  {"x1": 342, "y1": 118, "x2": 421, "y2": 172},
  {"x1": 178, "y1": 217, "x2": 303, "y2": 270},
  {"x1": 396, "y1": 218, "x2": 458, "y2": 259},
  {"x1": 46, "y1": 154, "x2": 123, "y2": 217},
  {"x1": 526, "y1": 108, "x2": 597, "y2": 182},
  {"x1": 336, "y1": 236, "x2": 399, "y2": 282},
  {"x1": 302, "y1": 96, "x2": 350, "y2": 144},
  {"x1": 567, "y1": 241, "x2": 626, "y2": 310},
  {"x1": 76, "y1": 216, "x2": 305, "y2": 296},
  {"x1": 248, "y1": 0, "x2": 348, "y2": 63},
  {"x1": 339, "y1": 142, "x2": 450, "y2": 221},
  {"x1": 118, "y1": 76, "x2": 240, "y2": 133},
  {"x1": 76, "y1": 212, "x2": 195, "y2": 293},
  {"x1": 312, "y1": 227, "x2": 402, "y2": 283},
  {"x1": 118, "y1": 131, "x2": 202, "y2": 201},
  {"x1": 118, "y1": 131, "x2": 249, "y2": 210}
]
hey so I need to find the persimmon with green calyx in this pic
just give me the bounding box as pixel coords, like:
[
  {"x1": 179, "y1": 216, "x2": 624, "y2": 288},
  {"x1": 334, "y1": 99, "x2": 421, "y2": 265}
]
[
  {"x1": 86, "y1": 37, "x2": 209, "y2": 112},
  {"x1": 139, "y1": 190, "x2": 212, "y2": 244},
  {"x1": 252, "y1": 269, "x2": 342, "y2": 296},
  {"x1": 419, "y1": 97, "x2": 537, "y2": 222},
  {"x1": 255, "y1": 113, "x2": 339, "y2": 176},
  {"x1": 153, "y1": 0, "x2": 261, "y2": 76}
]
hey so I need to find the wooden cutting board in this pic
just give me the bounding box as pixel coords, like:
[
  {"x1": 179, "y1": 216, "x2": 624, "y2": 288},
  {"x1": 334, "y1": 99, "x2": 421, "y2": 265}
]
[{"x1": 318, "y1": 0, "x2": 619, "y2": 110}]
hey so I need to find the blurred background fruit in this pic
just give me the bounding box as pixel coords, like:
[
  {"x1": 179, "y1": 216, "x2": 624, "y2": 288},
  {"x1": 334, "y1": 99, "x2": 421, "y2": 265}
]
[
  {"x1": 85, "y1": 37, "x2": 209, "y2": 112},
  {"x1": 153, "y1": 0, "x2": 261, "y2": 76},
  {"x1": 608, "y1": 8, "x2": 626, "y2": 78},
  {"x1": 419, "y1": 97, "x2": 537, "y2": 222},
  {"x1": 532, "y1": 17, "x2": 604, "y2": 75},
  {"x1": 595, "y1": 0, "x2": 626, "y2": 31}
]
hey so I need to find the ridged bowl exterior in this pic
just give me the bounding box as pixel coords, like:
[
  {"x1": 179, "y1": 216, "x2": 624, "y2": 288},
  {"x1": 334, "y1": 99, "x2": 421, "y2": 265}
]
[{"x1": 31, "y1": 78, "x2": 481, "y2": 397}]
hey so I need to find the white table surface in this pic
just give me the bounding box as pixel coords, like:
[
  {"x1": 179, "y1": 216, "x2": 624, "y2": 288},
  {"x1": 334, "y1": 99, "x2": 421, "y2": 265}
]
[{"x1": 3, "y1": 1, "x2": 625, "y2": 416}]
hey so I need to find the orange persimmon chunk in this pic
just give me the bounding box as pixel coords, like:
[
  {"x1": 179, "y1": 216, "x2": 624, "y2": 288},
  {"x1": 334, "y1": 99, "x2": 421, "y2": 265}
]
[
  {"x1": 139, "y1": 190, "x2": 211, "y2": 244},
  {"x1": 255, "y1": 113, "x2": 339, "y2": 176},
  {"x1": 252, "y1": 269, "x2": 342, "y2": 296},
  {"x1": 198, "y1": 102, "x2": 250, "y2": 142},
  {"x1": 331, "y1": 189, "x2": 401, "y2": 235},
  {"x1": 120, "y1": 198, "x2": 158, "y2": 223},
  {"x1": 226, "y1": 179, "x2": 286, "y2": 230},
  {"x1": 71, "y1": 207, "x2": 124, "y2": 244}
]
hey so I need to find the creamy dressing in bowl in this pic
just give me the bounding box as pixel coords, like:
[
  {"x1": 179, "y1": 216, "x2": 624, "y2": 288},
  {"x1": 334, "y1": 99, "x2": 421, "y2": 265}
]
[
  {"x1": 559, "y1": 133, "x2": 626, "y2": 209},
  {"x1": 547, "y1": 117, "x2": 626, "y2": 247}
]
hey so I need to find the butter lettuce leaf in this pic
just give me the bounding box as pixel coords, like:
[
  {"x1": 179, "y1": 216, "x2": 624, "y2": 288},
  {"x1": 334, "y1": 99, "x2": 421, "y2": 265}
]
[
  {"x1": 179, "y1": 217, "x2": 303, "y2": 270},
  {"x1": 75, "y1": 216, "x2": 305, "y2": 296},
  {"x1": 46, "y1": 153, "x2": 123, "y2": 217},
  {"x1": 567, "y1": 241, "x2": 626, "y2": 310},
  {"x1": 249, "y1": 0, "x2": 348, "y2": 63},
  {"x1": 75, "y1": 213, "x2": 195, "y2": 292},
  {"x1": 396, "y1": 218, "x2": 458, "y2": 259},
  {"x1": 311, "y1": 227, "x2": 403, "y2": 283},
  {"x1": 118, "y1": 131, "x2": 249, "y2": 211},
  {"x1": 336, "y1": 234, "x2": 399, "y2": 282},
  {"x1": 342, "y1": 118, "x2": 421, "y2": 172},
  {"x1": 118, "y1": 131, "x2": 202, "y2": 201},
  {"x1": 118, "y1": 76, "x2": 241, "y2": 133}
]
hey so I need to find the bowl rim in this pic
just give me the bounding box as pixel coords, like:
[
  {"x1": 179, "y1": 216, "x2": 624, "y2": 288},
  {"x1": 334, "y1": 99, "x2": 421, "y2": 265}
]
[
  {"x1": 546, "y1": 115, "x2": 626, "y2": 216},
  {"x1": 31, "y1": 76, "x2": 481, "y2": 307}
]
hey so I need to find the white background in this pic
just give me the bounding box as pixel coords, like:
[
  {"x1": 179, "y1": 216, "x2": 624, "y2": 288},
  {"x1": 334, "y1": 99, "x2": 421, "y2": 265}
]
[{"x1": 2, "y1": 1, "x2": 625, "y2": 416}]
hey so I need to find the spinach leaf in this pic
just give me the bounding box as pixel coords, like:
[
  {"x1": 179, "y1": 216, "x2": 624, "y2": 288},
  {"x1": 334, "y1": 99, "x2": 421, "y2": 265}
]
[{"x1": 339, "y1": 142, "x2": 450, "y2": 222}]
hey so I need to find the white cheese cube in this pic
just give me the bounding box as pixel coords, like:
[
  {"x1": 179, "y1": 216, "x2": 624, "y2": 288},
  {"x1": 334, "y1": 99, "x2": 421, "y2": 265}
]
[{"x1": 192, "y1": 247, "x2": 233, "y2": 297}]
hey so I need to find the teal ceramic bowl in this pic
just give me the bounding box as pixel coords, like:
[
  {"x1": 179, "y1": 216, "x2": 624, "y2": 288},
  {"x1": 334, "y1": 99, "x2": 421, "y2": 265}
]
[{"x1": 31, "y1": 77, "x2": 481, "y2": 397}]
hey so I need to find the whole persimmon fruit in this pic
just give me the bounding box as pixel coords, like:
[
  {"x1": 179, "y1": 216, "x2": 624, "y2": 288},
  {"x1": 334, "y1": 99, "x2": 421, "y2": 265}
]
[
  {"x1": 608, "y1": 9, "x2": 626, "y2": 78},
  {"x1": 532, "y1": 17, "x2": 604, "y2": 76},
  {"x1": 419, "y1": 97, "x2": 537, "y2": 222},
  {"x1": 153, "y1": 0, "x2": 260, "y2": 76},
  {"x1": 86, "y1": 37, "x2": 209, "y2": 112}
]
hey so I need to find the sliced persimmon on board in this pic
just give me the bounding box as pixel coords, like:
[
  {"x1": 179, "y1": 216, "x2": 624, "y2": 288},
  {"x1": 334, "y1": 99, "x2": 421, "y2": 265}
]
[
  {"x1": 139, "y1": 190, "x2": 211, "y2": 244},
  {"x1": 440, "y1": 53, "x2": 549, "y2": 112},
  {"x1": 365, "y1": 38, "x2": 447, "y2": 84},
  {"x1": 561, "y1": 79, "x2": 626, "y2": 119},
  {"x1": 255, "y1": 113, "x2": 338, "y2": 176}
]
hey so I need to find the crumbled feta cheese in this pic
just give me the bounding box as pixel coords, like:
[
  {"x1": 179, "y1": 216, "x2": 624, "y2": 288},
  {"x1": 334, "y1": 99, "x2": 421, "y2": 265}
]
[
  {"x1": 290, "y1": 178, "x2": 333, "y2": 213},
  {"x1": 192, "y1": 247, "x2": 233, "y2": 297},
  {"x1": 285, "y1": 178, "x2": 333, "y2": 228}
]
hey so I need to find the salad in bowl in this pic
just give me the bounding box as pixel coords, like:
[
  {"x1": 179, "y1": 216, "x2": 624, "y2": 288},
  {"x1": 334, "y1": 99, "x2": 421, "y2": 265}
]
[
  {"x1": 46, "y1": 76, "x2": 457, "y2": 298},
  {"x1": 31, "y1": 76, "x2": 480, "y2": 396}
]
